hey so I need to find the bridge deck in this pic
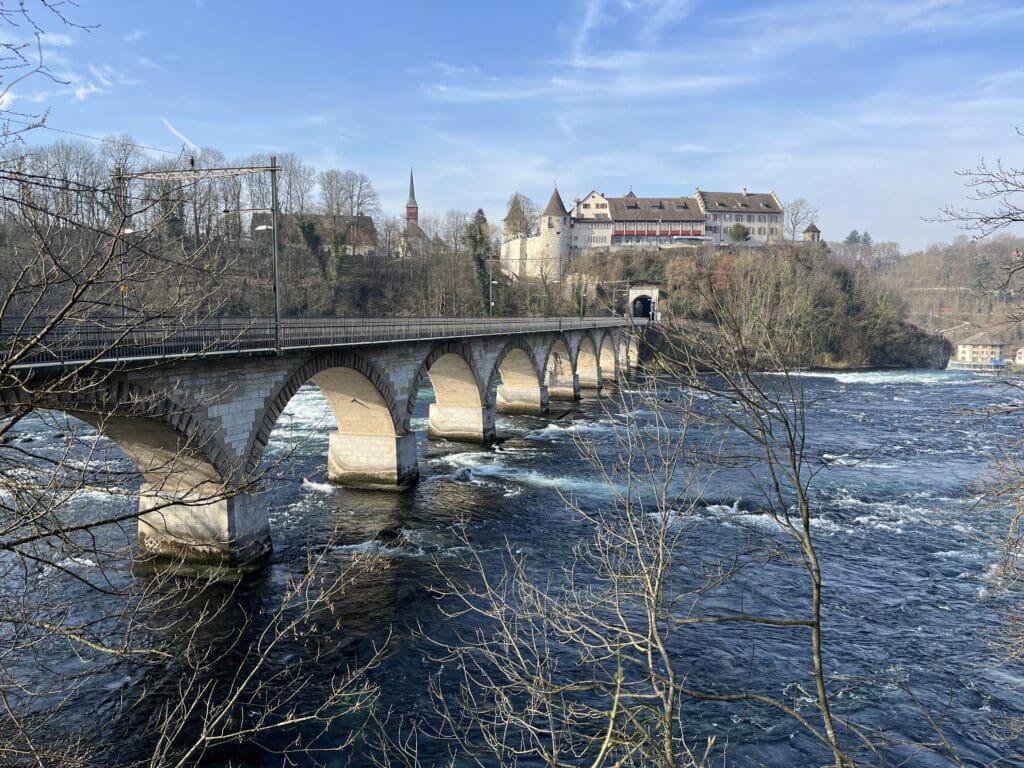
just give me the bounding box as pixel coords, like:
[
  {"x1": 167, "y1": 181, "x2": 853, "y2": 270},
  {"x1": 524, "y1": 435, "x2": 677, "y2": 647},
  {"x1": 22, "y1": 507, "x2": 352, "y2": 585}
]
[{"x1": 3, "y1": 315, "x2": 639, "y2": 369}]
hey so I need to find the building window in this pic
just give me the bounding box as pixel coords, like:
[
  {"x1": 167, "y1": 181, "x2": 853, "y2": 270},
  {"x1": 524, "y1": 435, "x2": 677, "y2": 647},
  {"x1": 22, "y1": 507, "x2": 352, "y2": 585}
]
[
  {"x1": 758, "y1": 227, "x2": 765, "y2": 235},
  {"x1": 582, "y1": 203, "x2": 590, "y2": 209}
]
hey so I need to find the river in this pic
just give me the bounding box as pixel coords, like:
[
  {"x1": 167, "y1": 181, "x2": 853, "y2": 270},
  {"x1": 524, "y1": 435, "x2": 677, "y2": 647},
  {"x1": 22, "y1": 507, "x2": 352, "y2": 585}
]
[{"x1": 6, "y1": 369, "x2": 1024, "y2": 766}]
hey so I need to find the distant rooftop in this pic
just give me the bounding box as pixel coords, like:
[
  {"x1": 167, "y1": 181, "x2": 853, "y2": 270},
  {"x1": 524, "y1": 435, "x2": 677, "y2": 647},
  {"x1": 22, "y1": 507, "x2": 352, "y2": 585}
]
[{"x1": 958, "y1": 332, "x2": 1004, "y2": 346}]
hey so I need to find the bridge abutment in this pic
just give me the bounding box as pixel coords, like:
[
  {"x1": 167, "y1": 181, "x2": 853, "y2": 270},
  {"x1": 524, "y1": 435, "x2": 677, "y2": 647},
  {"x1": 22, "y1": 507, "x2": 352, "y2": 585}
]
[
  {"x1": 428, "y1": 404, "x2": 496, "y2": 442},
  {"x1": 327, "y1": 431, "x2": 419, "y2": 489}
]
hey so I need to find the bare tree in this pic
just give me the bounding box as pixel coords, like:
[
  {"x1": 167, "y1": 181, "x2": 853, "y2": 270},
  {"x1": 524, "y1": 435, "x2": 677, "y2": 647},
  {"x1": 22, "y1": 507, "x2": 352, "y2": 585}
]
[
  {"x1": 276, "y1": 152, "x2": 317, "y2": 215},
  {"x1": 339, "y1": 170, "x2": 380, "y2": 219},
  {"x1": 383, "y1": 346, "x2": 866, "y2": 765},
  {"x1": 784, "y1": 197, "x2": 819, "y2": 241},
  {"x1": 505, "y1": 191, "x2": 539, "y2": 237},
  {"x1": 0, "y1": 7, "x2": 383, "y2": 766}
]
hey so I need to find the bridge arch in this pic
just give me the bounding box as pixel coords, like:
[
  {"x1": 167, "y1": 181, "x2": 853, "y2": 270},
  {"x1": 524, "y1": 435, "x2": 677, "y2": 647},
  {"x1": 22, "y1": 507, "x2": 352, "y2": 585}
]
[
  {"x1": 1, "y1": 380, "x2": 268, "y2": 568},
  {"x1": 543, "y1": 334, "x2": 578, "y2": 401},
  {"x1": 576, "y1": 335, "x2": 602, "y2": 391},
  {"x1": 409, "y1": 341, "x2": 494, "y2": 443},
  {"x1": 486, "y1": 338, "x2": 548, "y2": 415},
  {"x1": 252, "y1": 350, "x2": 415, "y2": 489},
  {"x1": 598, "y1": 330, "x2": 619, "y2": 385}
]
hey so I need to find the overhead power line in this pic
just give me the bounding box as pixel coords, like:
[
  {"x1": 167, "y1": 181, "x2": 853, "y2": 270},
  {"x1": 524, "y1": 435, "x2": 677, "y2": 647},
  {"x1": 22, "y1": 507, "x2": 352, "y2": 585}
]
[{"x1": 1, "y1": 115, "x2": 187, "y2": 157}]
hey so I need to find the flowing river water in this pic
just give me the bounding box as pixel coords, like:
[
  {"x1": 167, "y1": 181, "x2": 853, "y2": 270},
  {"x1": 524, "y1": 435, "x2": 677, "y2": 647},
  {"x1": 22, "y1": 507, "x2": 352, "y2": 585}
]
[{"x1": 9, "y1": 369, "x2": 1024, "y2": 765}]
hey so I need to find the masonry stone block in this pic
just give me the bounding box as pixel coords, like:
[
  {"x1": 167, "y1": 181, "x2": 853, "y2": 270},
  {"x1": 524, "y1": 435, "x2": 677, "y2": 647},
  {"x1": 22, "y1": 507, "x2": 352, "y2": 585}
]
[
  {"x1": 428, "y1": 404, "x2": 496, "y2": 443},
  {"x1": 327, "y1": 431, "x2": 419, "y2": 489}
]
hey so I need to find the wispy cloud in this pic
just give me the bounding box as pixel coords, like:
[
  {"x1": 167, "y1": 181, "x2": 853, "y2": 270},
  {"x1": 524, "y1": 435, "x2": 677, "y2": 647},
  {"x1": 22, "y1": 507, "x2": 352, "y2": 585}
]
[
  {"x1": 40, "y1": 32, "x2": 74, "y2": 47},
  {"x1": 161, "y1": 116, "x2": 198, "y2": 149},
  {"x1": 123, "y1": 29, "x2": 146, "y2": 43}
]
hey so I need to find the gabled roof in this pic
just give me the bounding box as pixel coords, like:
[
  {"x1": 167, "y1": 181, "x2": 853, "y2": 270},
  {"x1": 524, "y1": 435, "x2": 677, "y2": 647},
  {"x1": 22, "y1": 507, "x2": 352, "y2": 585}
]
[
  {"x1": 606, "y1": 195, "x2": 704, "y2": 222},
  {"x1": 803, "y1": 223, "x2": 821, "y2": 233},
  {"x1": 542, "y1": 187, "x2": 568, "y2": 217},
  {"x1": 695, "y1": 190, "x2": 782, "y2": 215},
  {"x1": 959, "y1": 332, "x2": 1004, "y2": 346}
]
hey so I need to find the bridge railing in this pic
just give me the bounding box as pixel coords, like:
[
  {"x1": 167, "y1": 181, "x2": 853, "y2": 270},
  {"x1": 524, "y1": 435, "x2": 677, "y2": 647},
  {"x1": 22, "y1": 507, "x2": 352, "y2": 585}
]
[{"x1": 2, "y1": 315, "x2": 640, "y2": 368}]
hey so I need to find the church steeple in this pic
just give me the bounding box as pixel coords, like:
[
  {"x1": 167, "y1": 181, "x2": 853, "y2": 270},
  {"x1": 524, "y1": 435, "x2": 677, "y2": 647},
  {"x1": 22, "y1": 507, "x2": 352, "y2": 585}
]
[{"x1": 406, "y1": 168, "x2": 419, "y2": 226}]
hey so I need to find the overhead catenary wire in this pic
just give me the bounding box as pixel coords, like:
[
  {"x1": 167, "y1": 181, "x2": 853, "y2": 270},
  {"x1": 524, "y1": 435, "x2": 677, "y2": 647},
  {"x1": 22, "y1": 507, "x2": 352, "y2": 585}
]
[{"x1": 0, "y1": 115, "x2": 185, "y2": 157}]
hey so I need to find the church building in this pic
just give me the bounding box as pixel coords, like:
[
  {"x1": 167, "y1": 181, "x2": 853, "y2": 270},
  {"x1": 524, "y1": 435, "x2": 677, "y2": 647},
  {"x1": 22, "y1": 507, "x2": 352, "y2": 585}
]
[{"x1": 400, "y1": 169, "x2": 431, "y2": 258}]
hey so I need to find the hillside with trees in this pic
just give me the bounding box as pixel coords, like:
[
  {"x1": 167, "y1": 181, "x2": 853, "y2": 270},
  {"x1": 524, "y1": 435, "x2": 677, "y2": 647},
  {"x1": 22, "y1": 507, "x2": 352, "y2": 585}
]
[{"x1": 569, "y1": 242, "x2": 951, "y2": 368}]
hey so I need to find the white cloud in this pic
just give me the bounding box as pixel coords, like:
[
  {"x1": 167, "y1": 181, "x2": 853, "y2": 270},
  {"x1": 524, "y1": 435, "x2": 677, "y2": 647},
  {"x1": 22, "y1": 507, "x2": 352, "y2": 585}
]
[
  {"x1": 123, "y1": 29, "x2": 146, "y2": 43},
  {"x1": 73, "y1": 82, "x2": 102, "y2": 100},
  {"x1": 161, "y1": 117, "x2": 198, "y2": 149},
  {"x1": 41, "y1": 32, "x2": 74, "y2": 47}
]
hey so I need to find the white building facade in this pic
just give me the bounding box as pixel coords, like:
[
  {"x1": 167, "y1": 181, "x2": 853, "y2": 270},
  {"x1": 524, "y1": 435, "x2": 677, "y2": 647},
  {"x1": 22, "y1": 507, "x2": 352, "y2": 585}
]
[{"x1": 501, "y1": 185, "x2": 784, "y2": 280}]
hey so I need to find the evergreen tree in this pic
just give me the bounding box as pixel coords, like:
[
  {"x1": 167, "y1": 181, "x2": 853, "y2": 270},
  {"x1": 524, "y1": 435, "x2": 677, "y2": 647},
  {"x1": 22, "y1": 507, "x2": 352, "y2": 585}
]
[
  {"x1": 728, "y1": 223, "x2": 751, "y2": 242},
  {"x1": 464, "y1": 208, "x2": 491, "y2": 313},
  {"x1": 861, "y1": 231, "x2": 873, "y2": 247},
  {"x1": 844, "y1": 229, "x2": 862, "y2": 245}
]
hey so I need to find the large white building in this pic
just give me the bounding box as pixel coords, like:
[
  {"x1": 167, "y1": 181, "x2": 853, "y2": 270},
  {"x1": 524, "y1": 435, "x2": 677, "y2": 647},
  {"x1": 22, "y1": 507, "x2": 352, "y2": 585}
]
[{"x1": 501, "y1": 186, "x2": 784, "y2": 279}]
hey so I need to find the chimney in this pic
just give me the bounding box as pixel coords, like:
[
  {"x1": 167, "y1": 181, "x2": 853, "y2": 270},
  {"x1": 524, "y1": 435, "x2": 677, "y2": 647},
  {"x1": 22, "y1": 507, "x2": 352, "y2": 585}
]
[{"x1": 742, "y1": 187, "x2": 748, "y2": 196}]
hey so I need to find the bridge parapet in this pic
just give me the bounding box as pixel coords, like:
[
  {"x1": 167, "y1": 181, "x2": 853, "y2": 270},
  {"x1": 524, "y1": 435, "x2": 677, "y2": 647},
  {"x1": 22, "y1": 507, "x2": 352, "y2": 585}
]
[{"x1": 2, "y1": 315, "x2": 635, "y2": 369}]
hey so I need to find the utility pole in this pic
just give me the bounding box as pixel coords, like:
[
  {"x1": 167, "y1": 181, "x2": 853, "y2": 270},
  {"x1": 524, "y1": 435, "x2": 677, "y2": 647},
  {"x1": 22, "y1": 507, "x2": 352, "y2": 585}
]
[
  {"x1": 488, "y1": 259, "x2": 499, "y2": 317},
  {"x1": 119, "y1": 161, "x2": 281, "y2": 336},
  {"x1": 269, "y1": 156, "x2": 282, "y2": 353},
  {"x1": 111, "y1": 166, "x2": 129, "y2": 321}
]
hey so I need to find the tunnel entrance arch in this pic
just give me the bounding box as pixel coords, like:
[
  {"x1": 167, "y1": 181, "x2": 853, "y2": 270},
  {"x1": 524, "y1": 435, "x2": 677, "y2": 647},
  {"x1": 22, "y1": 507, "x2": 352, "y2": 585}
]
[{"x1": 632, "y1": 295, "x2": 653, "y2": 319}]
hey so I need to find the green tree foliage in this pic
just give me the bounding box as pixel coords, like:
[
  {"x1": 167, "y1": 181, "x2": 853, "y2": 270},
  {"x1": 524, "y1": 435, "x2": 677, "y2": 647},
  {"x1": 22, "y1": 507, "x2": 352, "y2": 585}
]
[
  {"x1": 464, "y1": 208, "x2": 491, "y2": 313},
  {"x1": 728, "y1": 223, "x2": 751, "y2": 242},
  {"x1": 844, "y1": 229, "x2": 861, "y2": 245},
  {"x1": 860, "y1": 231, "x2": 873, "y2": 247},
  {"x1": 298, "y1": 220, "x2": 322, "y2": 253}
]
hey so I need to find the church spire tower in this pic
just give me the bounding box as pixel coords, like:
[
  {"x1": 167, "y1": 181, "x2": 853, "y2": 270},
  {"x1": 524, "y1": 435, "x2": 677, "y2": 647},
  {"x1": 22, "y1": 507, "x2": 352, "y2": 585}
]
[{"x1": 406, "y1": 168, "x2": 419, "y2": 226}]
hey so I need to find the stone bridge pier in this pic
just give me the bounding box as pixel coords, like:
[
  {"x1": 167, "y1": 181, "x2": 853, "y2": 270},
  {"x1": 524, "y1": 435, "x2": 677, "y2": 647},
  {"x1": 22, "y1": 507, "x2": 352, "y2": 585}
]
[{"x1": 6, "y1": 324, "x2": 638, "y2": 571}]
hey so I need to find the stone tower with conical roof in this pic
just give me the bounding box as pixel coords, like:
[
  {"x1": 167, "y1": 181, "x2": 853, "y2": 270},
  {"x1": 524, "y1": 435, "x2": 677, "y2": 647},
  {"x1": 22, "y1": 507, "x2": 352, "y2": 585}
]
[
  {"x1": 537, "y1": 186, "x2": 571, "y2": 279},
  {"x1": 406, "y1": 169, "x2": 418, "y2": 227}
]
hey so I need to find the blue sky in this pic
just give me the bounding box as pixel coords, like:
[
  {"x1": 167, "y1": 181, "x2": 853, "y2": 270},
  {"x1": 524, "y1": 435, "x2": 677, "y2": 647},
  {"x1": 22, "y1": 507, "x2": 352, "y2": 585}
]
[{"x1": 10, "y1": 0, "x2": 1024, "y2": 249}]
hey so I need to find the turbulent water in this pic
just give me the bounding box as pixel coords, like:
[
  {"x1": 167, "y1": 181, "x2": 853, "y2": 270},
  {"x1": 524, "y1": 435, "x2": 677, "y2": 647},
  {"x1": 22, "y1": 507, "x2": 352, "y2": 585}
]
[{"x1": 11, "y1": 369, "x2": 1024, "y2": 765}]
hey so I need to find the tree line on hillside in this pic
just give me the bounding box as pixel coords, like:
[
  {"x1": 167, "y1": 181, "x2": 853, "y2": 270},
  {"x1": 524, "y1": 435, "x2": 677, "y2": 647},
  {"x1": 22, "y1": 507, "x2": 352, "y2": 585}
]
[
  {"x1": 0, "y1": 139, "x2": 586, "y2": 319},
  {"x1": 568, "y1": 242, "x2": 950, "y2": 368},
  {"x1": 874, "y1": 234, "x2": 1024, "y2": 341}
]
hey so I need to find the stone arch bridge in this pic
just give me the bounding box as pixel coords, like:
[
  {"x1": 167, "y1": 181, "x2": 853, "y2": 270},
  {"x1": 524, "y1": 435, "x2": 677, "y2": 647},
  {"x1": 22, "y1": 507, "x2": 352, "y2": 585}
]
[{"x1": 3, "y1": 316, "x2": 641, "y2": 570}]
